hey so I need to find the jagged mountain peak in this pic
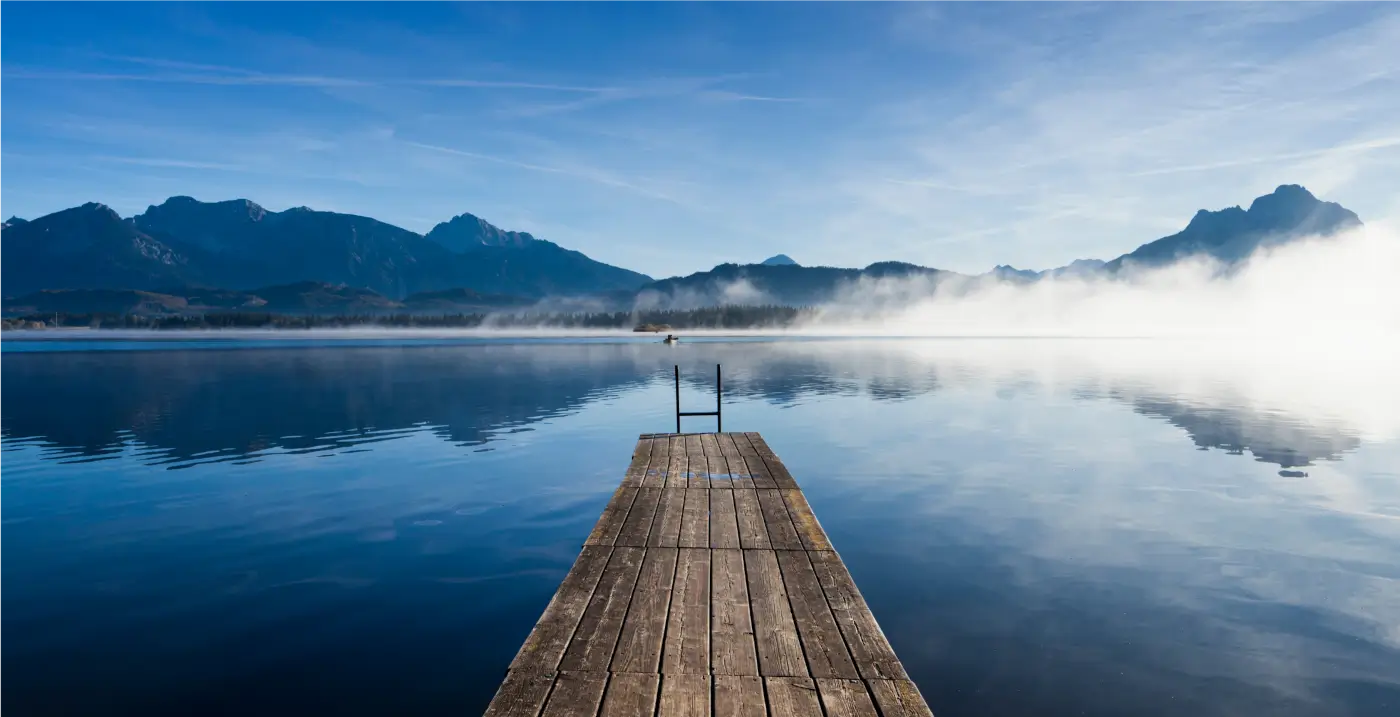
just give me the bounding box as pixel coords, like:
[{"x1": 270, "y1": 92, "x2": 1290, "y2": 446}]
[{"x1": 425, "y1": 212, "x2": 539, "y2": 251}]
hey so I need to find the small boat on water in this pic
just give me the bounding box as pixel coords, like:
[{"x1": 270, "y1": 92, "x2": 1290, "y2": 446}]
[{"x1": 663, "y1": 334, "x2": 679, "y2": 344}]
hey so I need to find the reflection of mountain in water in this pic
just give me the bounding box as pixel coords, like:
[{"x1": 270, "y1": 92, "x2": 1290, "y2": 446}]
[
  {"x1": 1, "y1": 345, "x2": 656, "y2": 464},
  {"x1": 0, "y1": 340, "x2": 1367, "y2": 470}
]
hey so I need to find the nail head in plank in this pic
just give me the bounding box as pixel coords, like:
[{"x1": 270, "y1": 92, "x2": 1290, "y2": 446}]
[
  {"x1": 510, "y1": 545, "x2": 614, "y2": 671},
  {"x1": 781, "y1": 488, "x2": 833, "y2": 551},
  {"x1": 616, "y1": 488, "x2": 663, "y2": 548},
  {"x1": 560, "y1": 547, "x2": 646, "y2": 672},
  {"x1": 713, "y1": 675, "x2": 765, "y2": 717},
  {"x1": 649, "y1": 488, "x2": 685, "y2": 548},
  {"x1": 484, "y1": 670, "x2": 556, "y2": 717},
  {"x1": 756, "y1": 489, "x2": 804, "y2": 551},
  {"x1": 764, "y1": 677, "x2": 822, "y2": 717},
  {"x1": 677, "y1": 489, "x2": 709, "y2": 549},
  {"x1": 744, "y1": 550, "x2": 807, "y2": 677},
  {"x1": 816, "y1": 678, "x2": 881, "y2": 717},
  {"x1": 709, "y1": 489, "x2": 740, "y2": 550},
  {"x1": 611, "y1": 548, "x2": 678, "y2": 674},
  {"x1": 866, "y1": 679, "x2": 936, "y2": 717},
  {"x1": 776, "y1": 550, "x2": 859, "y2": 679},
  {"x1": 599, "y1": 673, "x2": 660, "y2": 717},
  {"x1": 710, "y1": 549, "x2": 758, "y2": 676},
  {"x1": 623, "y1": 437, "x2": 654, "y2": 487},
  {"x1": 732, "y1": 489, "x2": 771, "y2": 550},
  {"x1": 684, "y1": 434, "x2": 708, "y2": 488},
  {"x1": 717, "y1": 434, "x2": 756, "y2": 489},
  {"x1": 540, "y1": 671, "x2": 608, "y2": 717},
  {"x1": 658, "y1": 674, "x2": 710, "y2": 717},
  {"x1": 808, "y1": 551, "x2": 908, "y2": 681},
  {"x1": 662, "y1": 548, "x2": 710, "y2": 675}
]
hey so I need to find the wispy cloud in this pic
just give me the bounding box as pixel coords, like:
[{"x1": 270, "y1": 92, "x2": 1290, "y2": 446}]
[{"x1": 93, "y1": 156, "x2": 249, "y2": 171}]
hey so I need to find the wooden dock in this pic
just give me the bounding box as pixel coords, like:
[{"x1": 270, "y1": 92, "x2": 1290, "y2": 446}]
[{"x1": 484, "y1": 432, "x2": 933, "y2": 717}]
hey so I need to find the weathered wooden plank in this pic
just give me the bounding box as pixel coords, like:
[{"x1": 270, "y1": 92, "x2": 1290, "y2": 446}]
[
  {"x1": 764, "y1": 677, "x2": 822, "y2": 717},
  {"x1": 756, "y1": 489, "x2": 803, "y2": 551},
  {"x1": 816, "y1": 679, "x2": 880, "y2": 717},
  {"x1": 677, "y1": 489, "x2": 708, "y2": 549},
  {"x1": 744, "y1": 550, "x2": 807, "y2": 677},
  {"x1": 584, "y1": 487, "x2": 639, "y2": 547},
  {"x1": 641, "y1": 436, "x2": 669, "y2": 489},
  {"x1": 621, "y1": 437, "x2": 654, "y2": 488},
  {"x1": 484, "y1": 670, "x2": 555, "y2": 717},
  {"x1": 745, "y1": 433, "x2": 798, "y2": 489},
  {"x1": 732, "y1": 489, "x2": 771, "y2": 550},
  {"x1": 708, "y1": 489, "x2": 740, "y2": 550},
  {"x1": 662, "y1": 548, "x2": 710, "y2": 675},
  {"x1": 716, "y1": 433, "x2": 756, "y2": 489},
  {"x1": 713, "y1": 675, "x2": 765, "y2": 717},
  {"x1": 511, "y1": 545, "x2": 614, "y2": 671},
  {"x1": 808, "y1": 551, "x2": 908, "y2": 681},
  {"x1": 781, "y1": 488, "x2": 833, "y2": 551},
  {"x1": 700, "y1": 433, "x2": 732, "y2": 488},
  {"x1": 615, "y1": 488, "x2": 662, "y2": 548},
  {"x1": 733, "y1": 433, "x2": 777, "y2": 489},
  {"x1": 648, "y1": 488, "x2": 685, "y2": 548},
  {"x1": 866, "y1": 680, "x2": 934, "y2": 717},
  {"x1": 598, "y1": 673, "x2": 659, "y2": 717},
  {"x1": 657, "y1": 674, "x2": 710, "y2": 717},
  {"x1": 684, "y1": 434, "x2": 708, "y2": 488},
  {"x1": 665, "y1": 435, "x2": 688, "y2": 489},
  {"x1": 611, "y1": 548, "x2": 678, "y2": 674},
  {"x1": 540, "y1": 671, "x2": 608, "y2": 717},
  {"x1": 776, "y1": 550, "x2": 859, "y2": 679},
  {"x1": 559, "y1": 547, "x2": 646, "y2": 672},
  {"x1": 710, "y1": 549, "x2": 758, "y2": 676}
]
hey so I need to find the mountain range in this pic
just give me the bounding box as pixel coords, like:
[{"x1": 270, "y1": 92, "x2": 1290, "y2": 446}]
[{"x1": 1, "y1": 185, "x2": 1362, "y2": 315}]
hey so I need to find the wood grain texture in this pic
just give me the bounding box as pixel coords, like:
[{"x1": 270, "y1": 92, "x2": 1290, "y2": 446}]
[
  {"x1": 764, "y1": 677, "x2": 822, "y2": 717},
  {"x1": 700, "y1": 433, "x2": 732, "y2": 488},
  {"x1": 540, "y1": 671, "x2": 607, "y2": 717},
  {"x1": 598, "y1": 673, "x2": 659, "y2": 717},
  {"x1": 866, "y1": 680, "x2": 935, "y2": 717},
  {"x1": 745, "y1": 433, "x2": 798, "y2": 489},
  {"x1": 641, "y1": 436, "x2": 669, "y2": 489},
  {"x1": 662, "y1": 548, "x2": 710, "y2": 675},
  {"x1": 744, "y1": 550, "x2": 807, "y2": 677},
  {"x1": 616, "y1": 488, "x2": 662, "y2": 548},
  {"x1": 708, "y1": 489, "x2": 740, "y2": 550},
  {"x1": 711, "y1": 549, "x2": 758, "y2": 676},
  {"x1": 733, "y1": 433, "x2": 777, "y2": 489},
  {"x1": 484, "y1": 670, "x2": 555, "y2": 717},
  {"x1": 781, "y1": 488, "x2": 833, "y2": 551},
  {"x1": 584, "y1": 487, "x2": 639, "y2": 547},
  {"x1": 816, "y1": 678, "x2": 880, "y2": 717},
  {"x1": 559, "y1": 547, "x2": 646, "y2": 672},
  {"x1": 611, "y1": 548, "x2": 678, "y2": 674},
  {"x1": 732, "y1": 489, "x2": 771, "y2": 550},
  {"x1": 717, "y1": 434, "x2": 756, "y2": 489},
  {"x1": 713, "y1": 675, "x2": 765, "y2": 717},
  {"x1": 665, "y1": 436, "x2": 688, "y2": 489},
  {"x1": 756, "y1": 489, "x2": 803, "y2": 551},
  {"x1": 808, "y1": 551, "x2": 908, "y2": 681},
  {"x1": 649, "y1": 488, "x2": 685, "y2": 548},
  {"x1": 621, "y1": 437, "x2": 654, "y2": 488},
  {"x1": 684, "y1": 434, "x2": 708, "y2": 488},
  {"x1": 657, "y1": 674, "x2": 710, "y2": 717},
  {"x1": 677, "y1": 489, "x2": 708, "y2": 549},
  {"x1": 510, "y1": 545, "x2": 614, "y2": 671},
  {"x1": 776, "y1": 550, "x2": 859, "y2": 679}
]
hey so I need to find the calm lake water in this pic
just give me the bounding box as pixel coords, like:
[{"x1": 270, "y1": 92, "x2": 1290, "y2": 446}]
[{"x1": 3, "y1": 334, "x2": 1398, "y2": 716}]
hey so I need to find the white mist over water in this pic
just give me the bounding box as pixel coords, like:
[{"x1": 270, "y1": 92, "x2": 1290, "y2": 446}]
[{"x1": 804, "y1": 223, "x2": 1400, "y2": 342}]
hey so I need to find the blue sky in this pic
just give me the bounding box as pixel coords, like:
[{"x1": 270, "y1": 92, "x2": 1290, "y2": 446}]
[{"x1": 3, "y1": 2, "x2": 1397, "y2": 279}]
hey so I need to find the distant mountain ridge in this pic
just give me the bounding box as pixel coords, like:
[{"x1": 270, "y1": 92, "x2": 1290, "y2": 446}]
[
  {"x1": 1, "y1": 197, "x2": 651, "y2": 299},
  {"x1": 5, "y1": 282, "x2": 535, "y2": 316}
]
